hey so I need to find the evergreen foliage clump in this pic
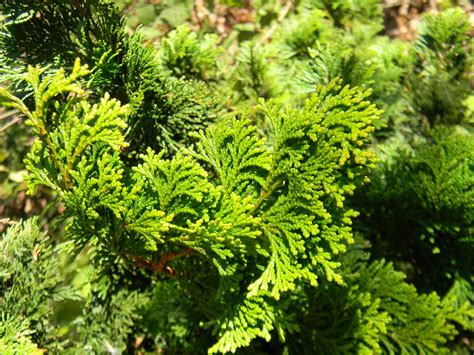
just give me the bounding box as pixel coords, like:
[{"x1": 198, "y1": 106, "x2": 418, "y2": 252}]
[
  {"x1": 410, "y1": 8, "x2": 472, "y2": 126},
  {"x1": 0, "y1": 1, "x2": 472, "y2": 353},
  {"x1": 1, "y1": 61, "x2": 382, "y2": 352},
  {"x1": 353, "y1": 6, "x2": 472, "y2": 299},
  {"x1": 0, "y1": 1, "x2": 220, "y2": 158},
  {"x1": 158, "y1": 24, "x2": 222, "y2": 81},
  {"x1": 357, "y1": 127, "x2": 474, "y2": 292},
  {"x1": 0, "y1": 219, "x2": 78, "y2": 351}
]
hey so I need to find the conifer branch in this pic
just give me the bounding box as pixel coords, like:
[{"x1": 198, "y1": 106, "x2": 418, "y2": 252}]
[
  {"x1": 1, "y1": 3, "x2": 471, "y2": 353},
  {"x1": 40, "y1": 127, "x2": 72, "y2": 190},
  {"x1": 251, "y1": 176, "x2": 284, "y2": 214}
]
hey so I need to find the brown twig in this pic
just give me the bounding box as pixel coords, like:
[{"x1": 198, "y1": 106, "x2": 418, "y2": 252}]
[
  {"x1": 0, "y1": 116, "x2": 21, "y2": 132},
  {"x1": 0, "y1": 109, "x2": 17, "y2": 120},
  {"x1": 250, "y1": 177, "x2": 283, "y2": 214},
  {"x1": 128, "y1": 248, "x2": 193, "y2": 275}
]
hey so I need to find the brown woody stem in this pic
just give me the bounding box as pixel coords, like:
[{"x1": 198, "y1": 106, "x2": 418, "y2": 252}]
[{"x1": 128, "y1": 248, "x2": 193, "y2": 275}]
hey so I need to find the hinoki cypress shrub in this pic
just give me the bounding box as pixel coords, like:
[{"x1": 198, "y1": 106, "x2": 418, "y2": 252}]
[
  {"x1": 0, "y1": 1, "x2": 472, "y2": 353},
  {"x1": 1, "y1": 60, "x2": 382, "y2": 352}
]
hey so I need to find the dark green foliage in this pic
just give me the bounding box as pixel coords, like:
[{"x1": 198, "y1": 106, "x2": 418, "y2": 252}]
[
  {"x1": 229, "y1": 41, "x2": 276, "y2": 104},
  {"x1": 297, "y1": 39, "x2": 376, "y2": 90},
  {"x1": 347, "y1": 8, "x2": 474, "y2": 351},
  {"x1": 0, "y1": 1, "x2": 124, "y2": 67},
  {"x1": 139, "y1": 280, "x2": 209, "y2": 353},
  {"x1": 353, "y1": 9, "x2": 473, "y2": 335},
  {"x1": 73, "y1": 287, "x2": 150, "y2": 353},
  {"x1": 0, "y1": 0, "x2": 128, "y2": 109},
  {"x1": 251, "y1": 237, "x2": 473, "y2": 354},
  {"x1": 0, "y1": 219, "x2": 78, "y2": 351},
  {"x1": 122, "y1": 34, "x2": 221, "y2": 158},
  {"x1": 286, "y1": 258, "x2": 466, "y2": 354},
  {"x1": 158, "y1": 24, "x2": 222, "y2": 81},
  {"x1": 89, "y1": 29, "x2": 218, "y2": 158},
  {"x1": 360, "y1": 260, "x2": 470, "y2": 354},
  {"x1": 356, "y1": 127, "x2": 474, "y2": 292},
  {"x1": 0, "y1": 1, "x2": 221, "y2": 158},
  {"x1": 409, "y1": 8, "x2": 472, "y2": 126}
]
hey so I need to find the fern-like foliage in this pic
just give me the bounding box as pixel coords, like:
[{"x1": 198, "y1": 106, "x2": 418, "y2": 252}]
[
  {"x1": 123, "y1": 35, "x2": 221, "y2": 158},
  {"x1": 355, "y1": 127, "x2": 473, "y2": 293},
  {"x1": 0, "y1": 60, "x2": 128, "y2": 195},
  {"x1": 0, "y1": 0, "x2": 125, "y2": 94},
  {"x1": 297, "y1": 39, "x2": 375, "y2": 91},
  {"x1": 0, "y1": 2, "x2": 220, "y2": 159},
  {"x1": 1, "y1": 2, "x2": 472, "y2": 353},
  {"x1": 0, "y1": 315, "x2": 41, "y2": 355},
  {"x1": 360, "y1": 260, "x2": 471, "y2": 354},
  {"x1": 409, "y1": 8, "x2": 472, "y2": 126},
  {"x1": 158, "y1": 24, "x2": 222, "y2": 81},
  {"x1": 260, "y1": 237, "x2": 473, "y2": 354},
  {"x1": 0, "y1": 63, "x2": 381, "y2": 352},
  {"x1": 227, "y1": 41, "x2": 276, "y2": 106}
]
